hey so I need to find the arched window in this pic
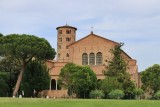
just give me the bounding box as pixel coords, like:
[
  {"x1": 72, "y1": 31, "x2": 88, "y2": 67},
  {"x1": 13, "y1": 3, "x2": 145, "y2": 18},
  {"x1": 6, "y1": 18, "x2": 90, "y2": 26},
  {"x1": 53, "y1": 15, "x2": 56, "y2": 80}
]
[
  {"x1": 82, "y1": 53, "x2": 88, "y2": 65},
  {"x1": 58, "y1": 37, "x2": 62, "y2": 42},
  {"x1": 89, "y1": 53, "x2": 95, "y2": 65},
  {"x1": 96, "y1": 52, "x2": 102, "y2": 65},
  {"x1": 66, "y1": 30, "x2": 71, "y2": 34},
  {"x1": 59, "y1": 30, "x2": 62, "y2": 34},
  {"x1": 66, "y1": 37, "x2": 71, "y2": 42}
]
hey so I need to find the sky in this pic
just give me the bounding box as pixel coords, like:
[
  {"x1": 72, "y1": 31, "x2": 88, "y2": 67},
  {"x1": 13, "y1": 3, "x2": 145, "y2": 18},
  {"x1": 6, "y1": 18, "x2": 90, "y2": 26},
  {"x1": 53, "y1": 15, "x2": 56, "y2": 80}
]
[{"x1": 0, "y1": 0, "x2": 160, "y2": 72}]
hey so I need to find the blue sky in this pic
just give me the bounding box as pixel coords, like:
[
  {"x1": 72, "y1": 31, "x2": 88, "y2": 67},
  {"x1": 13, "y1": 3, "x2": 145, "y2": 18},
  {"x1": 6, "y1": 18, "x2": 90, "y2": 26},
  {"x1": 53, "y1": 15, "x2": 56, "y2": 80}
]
[{"x1": 0, "y1": 0, "x2": 160, "y2": 71}]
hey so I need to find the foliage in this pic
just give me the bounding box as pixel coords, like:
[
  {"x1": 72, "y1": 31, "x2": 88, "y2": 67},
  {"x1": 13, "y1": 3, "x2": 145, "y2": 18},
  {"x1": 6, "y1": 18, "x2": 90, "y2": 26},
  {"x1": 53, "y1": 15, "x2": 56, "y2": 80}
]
[
  {"x1": 58, "y1": 63, "x2": 97, "y2": 98},
  {"x1": 21, "y1": 60, "x2": 50, "y2": 97},
  {"x1": 108, "y1": 89, "x2": 125, "y2": 99},
  {"x1": 0, "y1": 56, "x2": 21, "y2": 73},
  {"x1": 0, "y1": 56, "x2": 20, "y2": 96},
  {"x1": 101, "y1": 77, "x2": 122, "y2": 95},
  {"x1": 123, "y1": 79, "x2": 136, "y2": 99},
  {"x1": 0, "y1": 72, "x2": 9, "y2": 96},
  {"x1": 89, "y1": 90, "x2": 104, "y2": 99},
  {"x1": 0, "y1": 34, "x2": 56, "y2": 96},
  {"x1": 153, "y1": 90, "x2": 160, "y2": 99},
  {"x1": 133, "y1": 88, "x2": 144, "y2": 99},
  {"x1": 103, "y1": 43, "x2": 135, "y2": 99},
  {"x1": 0, "y1": 78, "x2": 9, "y2": 96},
  {"x1": 0, "y1": 33, "x2": 3, "y2": 37},
  {"x1": 104, "y1": 43, "x2": 128, "y2": 78},
  {"x1": 141, "y1": 64, "x2": 160, "y2": 94}
]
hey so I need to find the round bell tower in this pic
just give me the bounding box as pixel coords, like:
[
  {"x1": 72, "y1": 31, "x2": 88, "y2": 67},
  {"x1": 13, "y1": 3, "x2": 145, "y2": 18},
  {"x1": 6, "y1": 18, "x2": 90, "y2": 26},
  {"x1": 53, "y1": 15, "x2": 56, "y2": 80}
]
[{"x1": 56, "y1": 24, "x2": 77, "y2": 62}]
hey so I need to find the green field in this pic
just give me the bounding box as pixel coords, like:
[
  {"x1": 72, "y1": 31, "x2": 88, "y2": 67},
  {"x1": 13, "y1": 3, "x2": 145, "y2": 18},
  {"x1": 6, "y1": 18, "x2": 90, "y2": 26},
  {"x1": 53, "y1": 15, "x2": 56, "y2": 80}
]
[{"x1": 0, "y1": 98, "x2": 160, "y2": 107}]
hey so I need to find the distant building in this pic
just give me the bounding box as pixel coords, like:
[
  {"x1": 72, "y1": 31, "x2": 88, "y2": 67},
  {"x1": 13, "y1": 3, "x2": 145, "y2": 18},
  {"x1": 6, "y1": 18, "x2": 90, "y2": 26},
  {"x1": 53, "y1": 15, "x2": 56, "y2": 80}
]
[{"x1": 43, "y1": 25, "x2": 139, "y2": 98}]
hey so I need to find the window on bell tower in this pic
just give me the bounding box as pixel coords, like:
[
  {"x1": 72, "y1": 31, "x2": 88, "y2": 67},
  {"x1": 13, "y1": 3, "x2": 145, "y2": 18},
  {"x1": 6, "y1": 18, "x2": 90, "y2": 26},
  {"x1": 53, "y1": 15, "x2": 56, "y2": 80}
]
[
  {"x1": 66, "y1": 37, "x2": 71, "y2": 42},
  {"x1": 59, "y1": 30, "x2": 62, "y2": 34},
  {"x1": 58, "y1": 45, "x2": 61, "y2": 49},
  {"x1": 58, "y1": 37, "x2": 62, "y2": 42},
  {"x1": 66, "y1": 53, "x2": 69, "y2": 57},
  {"x1": 66, "y1": 30, "x2": 71, "y2": 34}
]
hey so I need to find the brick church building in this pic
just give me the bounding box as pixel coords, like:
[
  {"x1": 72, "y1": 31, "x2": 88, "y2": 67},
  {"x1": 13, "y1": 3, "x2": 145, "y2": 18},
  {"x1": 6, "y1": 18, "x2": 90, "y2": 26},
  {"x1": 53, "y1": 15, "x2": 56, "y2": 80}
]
[{"x1": 43, "y1": 25, "x2": 139, "y2": 97}]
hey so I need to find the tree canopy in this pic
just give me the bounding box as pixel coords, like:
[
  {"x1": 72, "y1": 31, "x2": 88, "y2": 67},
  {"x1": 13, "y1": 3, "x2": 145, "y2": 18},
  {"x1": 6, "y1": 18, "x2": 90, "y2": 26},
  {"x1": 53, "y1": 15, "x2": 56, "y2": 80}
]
[
  {"x1": 141, "y1": 64, "x2": 160, "y2": 94},
  {"x1": 58, "y1": 63, "x2": 97, "y2": 98},
  {"x1": 101, "y1": 77, "x2": 122, "y2": 95},
  {"x1": 103, "y1": 43, "x2": 135, "y2": 99},
  {"x1": 0, "y1": 33, "x2": 3, "y2": 37},
  {"x1": 21, "y1": 60, "x2": 50, "y2": 97},
  {"x1": 0, "y1": 34, "x2": 56, "y2": 96}
]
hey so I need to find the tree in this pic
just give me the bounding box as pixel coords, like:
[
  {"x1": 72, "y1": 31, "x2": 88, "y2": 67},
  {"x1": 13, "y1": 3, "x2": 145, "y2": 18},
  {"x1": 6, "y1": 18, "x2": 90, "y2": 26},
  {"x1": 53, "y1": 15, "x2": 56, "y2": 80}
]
[
  {"x1": 89, "y1": 90, "x2": 104, "y2": 99},
  {"x1": 101, "y1": 77, "x2": 122, "y2": 96},
  {"x1": 133, "y1": 88, "x2": 144, "y2": 100},
  {"x1": 141, "y1": 64, "x2": 160, "y2": 94},
  {"x1": 0, "y1": 34, "x2": 56, "y2": 96},
  {"x1": 0, "y1": 56, "x2": 21, "y2": 96},
  {"x1": 58, "y1": 63, "x2": 97, "y2": 98},
  {"x1": 0, "y1": 72, "x2": 9, "y2": 97},
  {"x1": 153, "y1": 90, "x2": 160, "y2": 99},
  {"x1": 0, "y1": 33, "x2": 3, "y2": 37},
  {"x1": 104, "y1": 43, "x2": 128, "y2": 80},
  {"x1": 103, "y1": 43, "x2": 135, "y2": 99},
  {"x1": 73, "y1": 66, "x2": 97, "y2": 98},
  {"x1": 108, "y1": 89, "x2": 124, "y2": 99},
  {"x1": 21, "y1": 60, "x2": 50, "y2": 97}
]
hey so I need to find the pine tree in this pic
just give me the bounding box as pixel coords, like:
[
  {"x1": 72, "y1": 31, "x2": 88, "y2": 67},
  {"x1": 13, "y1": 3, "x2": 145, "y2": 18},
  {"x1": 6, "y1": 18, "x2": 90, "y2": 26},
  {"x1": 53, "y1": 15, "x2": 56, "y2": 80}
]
[{"x1": 103, "y1": 43, "x2": 135, "y2": 99}]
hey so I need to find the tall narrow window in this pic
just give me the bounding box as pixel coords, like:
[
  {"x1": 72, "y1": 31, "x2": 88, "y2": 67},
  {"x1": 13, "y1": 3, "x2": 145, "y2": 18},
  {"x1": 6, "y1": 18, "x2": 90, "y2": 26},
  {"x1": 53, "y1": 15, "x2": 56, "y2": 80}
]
[
  {"x1": 82, "y1": 53, "x2": 88, "y2": 65},
  {"x1": 66, "y1": 30, "x2": 71, "y2": 34},
  {"x1": 66, "y1": 37, "x2": 71, "y2": 42},
  {"x1": 58, "y1": 37, "x2": 62, "y2": 42},
  {"x1": 89, "y1": 53, "x2": 95, "y2": 65},
  {"x1": 96, "y1": 52, "x2": 102, "y2": 65},
  {"x1": 66, "y1": 53, "x2": 69, "y2": 57},
  {"x1": 59, "y1": 30, "x2": 62, "y2": 34},
  {"x1": 58, "y1": 45, "x2": 61, "y2": 49}
]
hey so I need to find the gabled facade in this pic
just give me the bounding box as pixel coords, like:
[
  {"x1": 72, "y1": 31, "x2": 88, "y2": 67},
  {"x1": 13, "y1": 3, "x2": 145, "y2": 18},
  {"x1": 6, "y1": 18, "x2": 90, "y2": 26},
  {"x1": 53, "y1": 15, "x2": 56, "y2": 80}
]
[{"x1": 43, "y1": 25, "x2": 139, "y2": 98}]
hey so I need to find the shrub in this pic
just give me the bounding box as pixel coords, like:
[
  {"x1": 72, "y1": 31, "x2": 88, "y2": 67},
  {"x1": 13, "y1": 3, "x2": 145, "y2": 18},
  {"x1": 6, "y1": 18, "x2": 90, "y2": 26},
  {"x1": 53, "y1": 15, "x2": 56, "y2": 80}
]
[
  {"x1": 0, "y1": 78, "x2": 9, "y2": 96},
  {"x1": 90, "y1": 90, "x2": 104, "y2": 99},
  {"x1": 133, "y1": 88, "x2": 144, "y2": 99},
  {"x1": 108, "y1": 89, "x2": 124, "y2": 99},
  {"x1": 154, "y1": 91, "x2": 160, "y2": 99}
]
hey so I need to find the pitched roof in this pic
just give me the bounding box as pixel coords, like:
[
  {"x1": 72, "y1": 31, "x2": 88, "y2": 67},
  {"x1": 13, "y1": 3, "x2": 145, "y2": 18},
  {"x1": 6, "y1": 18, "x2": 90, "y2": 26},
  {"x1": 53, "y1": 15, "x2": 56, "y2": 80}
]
[
  {"x1": 68, "y1": 32, "x2": 118, "y2": 46},
  {"x1": 56, "y1": 24, "x2": 77, "y2": 30}
]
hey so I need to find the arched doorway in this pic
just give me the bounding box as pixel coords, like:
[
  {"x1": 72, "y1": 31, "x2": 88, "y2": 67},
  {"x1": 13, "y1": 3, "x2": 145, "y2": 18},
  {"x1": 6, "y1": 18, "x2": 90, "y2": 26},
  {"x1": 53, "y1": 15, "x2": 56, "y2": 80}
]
[{"x1": 51, "y1": 79, "x2": 56, "y2": 90}]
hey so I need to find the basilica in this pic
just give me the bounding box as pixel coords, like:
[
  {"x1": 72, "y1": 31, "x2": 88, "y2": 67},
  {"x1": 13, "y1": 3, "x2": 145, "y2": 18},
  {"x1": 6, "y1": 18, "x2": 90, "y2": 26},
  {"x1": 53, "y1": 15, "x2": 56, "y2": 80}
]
[{"x1": 43, "y1": 25, "x2": 139, "y2": 97}]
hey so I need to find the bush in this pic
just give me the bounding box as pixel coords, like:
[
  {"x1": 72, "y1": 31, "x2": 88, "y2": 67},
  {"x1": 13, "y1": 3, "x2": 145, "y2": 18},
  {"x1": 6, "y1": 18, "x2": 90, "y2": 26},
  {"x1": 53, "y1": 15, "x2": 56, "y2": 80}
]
[
  {"x1": 133, "y1": 88, "x2": 144, "y2": 99},
  {"x1": 0, "y1": 78, "x2": 9, "y2": 96},
  {"x1": 108, "y1": 89, "x2": 124, "y2": 99},
  {"x1": 154, "y1": 91, "x2": 160, "y2": 99},
  {"x1": 90, "y1": 90, "x2": 104, "y2": 99}
]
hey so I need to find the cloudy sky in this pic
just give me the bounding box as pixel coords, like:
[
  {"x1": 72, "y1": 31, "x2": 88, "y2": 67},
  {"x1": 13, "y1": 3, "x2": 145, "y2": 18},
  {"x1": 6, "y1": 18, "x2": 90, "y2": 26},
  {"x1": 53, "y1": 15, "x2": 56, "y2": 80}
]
[{"x1": 0, "y1": 0, "x2": 160, "y2": 71}]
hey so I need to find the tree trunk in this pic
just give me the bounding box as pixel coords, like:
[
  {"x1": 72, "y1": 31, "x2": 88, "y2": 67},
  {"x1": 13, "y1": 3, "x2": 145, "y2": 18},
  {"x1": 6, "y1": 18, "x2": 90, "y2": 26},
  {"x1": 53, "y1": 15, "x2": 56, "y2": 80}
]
[{"x1": 12, "y1": 63, "x2": 25, "y2": 97}]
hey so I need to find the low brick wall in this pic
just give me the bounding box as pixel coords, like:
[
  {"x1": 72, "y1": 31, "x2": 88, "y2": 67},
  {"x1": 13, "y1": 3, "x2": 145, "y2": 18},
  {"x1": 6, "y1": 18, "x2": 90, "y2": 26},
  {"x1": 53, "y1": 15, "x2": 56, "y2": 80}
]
[{"x1": 39, "y1": 90, "x2": 68, "y2": 98}]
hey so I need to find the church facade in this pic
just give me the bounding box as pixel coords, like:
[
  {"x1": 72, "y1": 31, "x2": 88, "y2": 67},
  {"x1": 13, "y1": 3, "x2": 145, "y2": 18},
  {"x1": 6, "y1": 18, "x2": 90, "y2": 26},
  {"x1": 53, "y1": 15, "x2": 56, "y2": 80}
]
[{"x1": 44, "y1": 25, "x2": 139, "y2": 98}]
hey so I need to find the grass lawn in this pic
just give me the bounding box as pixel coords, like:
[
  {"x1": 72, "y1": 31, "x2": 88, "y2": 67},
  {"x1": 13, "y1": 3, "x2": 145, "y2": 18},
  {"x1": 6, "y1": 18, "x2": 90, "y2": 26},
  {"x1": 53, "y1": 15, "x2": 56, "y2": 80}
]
[{"x1": 0, "y1": 98, "x2": 160, "y2": 107}]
